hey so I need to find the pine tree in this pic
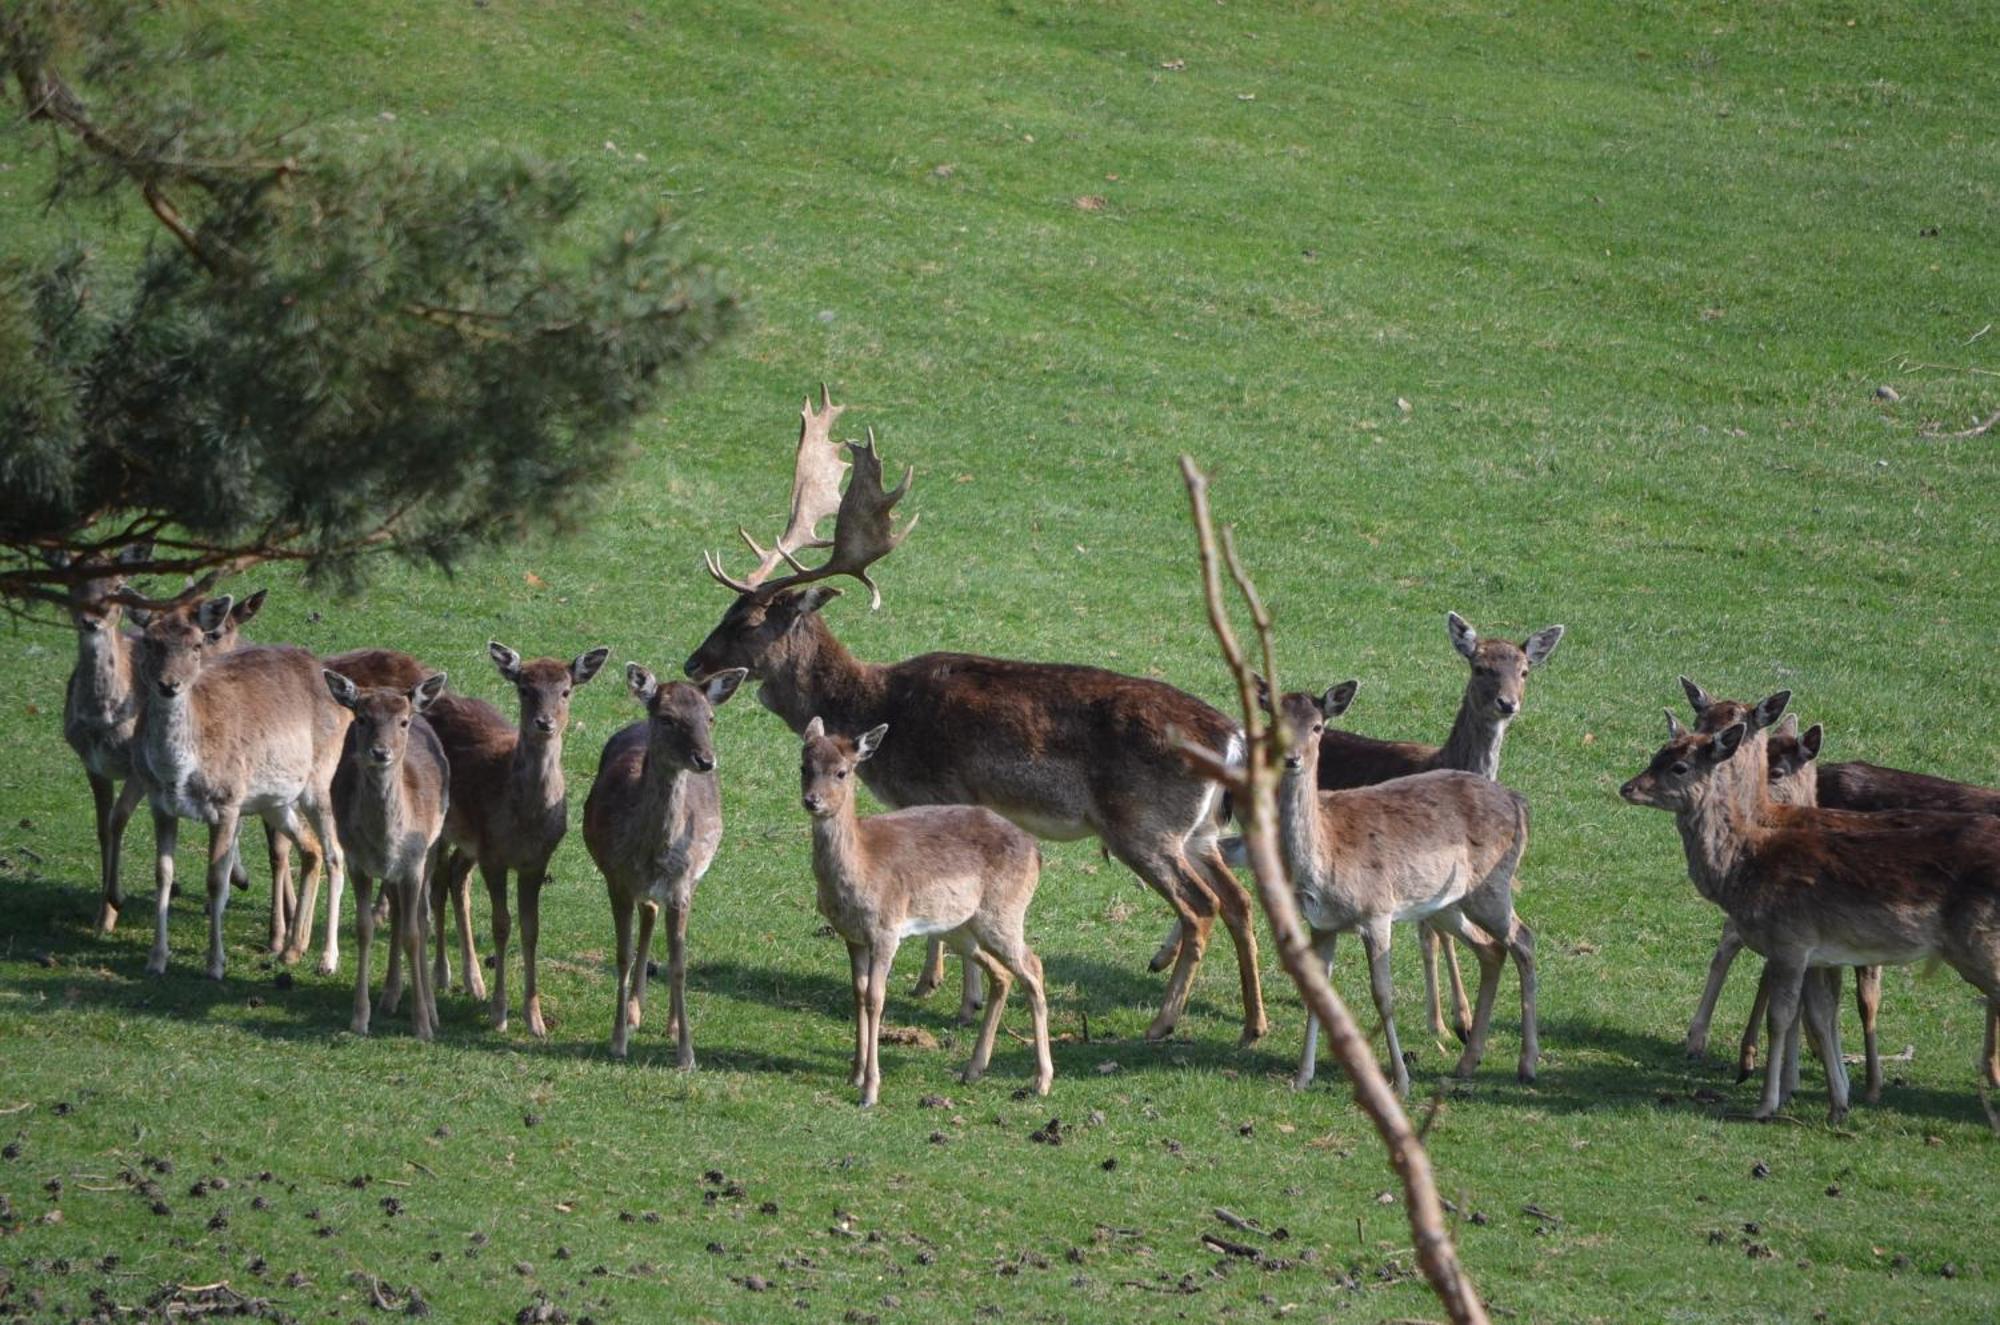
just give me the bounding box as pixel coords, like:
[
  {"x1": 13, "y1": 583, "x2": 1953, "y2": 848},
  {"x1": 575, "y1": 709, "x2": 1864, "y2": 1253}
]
[{"x1": 0, "y1": 0, "x2": 740, "y2": 611}]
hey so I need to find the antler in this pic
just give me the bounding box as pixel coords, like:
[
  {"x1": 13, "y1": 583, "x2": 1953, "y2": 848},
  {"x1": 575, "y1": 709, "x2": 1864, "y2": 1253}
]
[{"x1": 704, "y1": 391, "x2": 917, "y2": 609}]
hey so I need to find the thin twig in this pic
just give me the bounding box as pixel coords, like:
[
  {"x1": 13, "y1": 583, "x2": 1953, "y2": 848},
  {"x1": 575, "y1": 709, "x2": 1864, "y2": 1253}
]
[{"x1": 1921, "y1": 407, "x2": 2000, "y2": 439}]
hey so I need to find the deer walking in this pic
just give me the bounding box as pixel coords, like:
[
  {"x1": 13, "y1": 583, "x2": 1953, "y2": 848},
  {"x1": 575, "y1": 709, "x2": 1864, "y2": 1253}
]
[
  {"x1": 584, "y1": 664, "x2": 747, "y2": 1065},
  {"x1": 1263, "y1": 679, "x2": 1538, "y2": 1095},
  {"x1": 325, "y1": 670, "x2": 449, "y2": 1039},
  {"x1": 1177, "y1": 611, "x2": 1562, "y2": 1042},
  {"x1": 1621, "y1": 701, "x2": 2000, "y2": 1122},
  {"x1": 800, "y1": 718, "x2": 1052, "y2": 1107},
  {"x1": 684, "y1": 390, "x2": 1266, "y2": 1046},
  {"x1": 130, "y1": 595, "x2": 349, "y2": 980},
  {"x1": 425, "y1": 641, "x2": 609, "y2": 1035}
]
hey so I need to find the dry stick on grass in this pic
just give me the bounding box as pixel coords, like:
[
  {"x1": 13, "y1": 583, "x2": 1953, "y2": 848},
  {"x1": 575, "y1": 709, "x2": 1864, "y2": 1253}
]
[{"x1": 1174, "y1": 455, "x2": 1490, "y2": 1325}]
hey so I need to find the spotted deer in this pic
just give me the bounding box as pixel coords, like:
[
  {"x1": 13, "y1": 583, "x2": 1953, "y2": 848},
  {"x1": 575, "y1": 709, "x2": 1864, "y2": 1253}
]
[
  {"x1": 1176, "y1": 611, "x2": 1563, "y2": 1042},
  {"x1": 324, "y1": 670, "x2": 449, "y2": 1039},
  {"x1": 1263, "y1": 679, "x2": 1538, "y2": 1095},
  {"x1": 1621, "y1": 702, "x2": 2000, "y2": 1122},
  {"x1": 800, "y1": 718, "x2": 1052, "y2": 1107},
  {"x1": 684, "y1": 390, "x2": 1266, "y2": 1046},
  {"x1": 130, "y1": 595, "x2": 349, "y2": 980},
  {"x1": 584, "y1": 664, "x2": 748, "y2": 1065},
  {"x1": 425, "y1": 641, "x2": 609, "y2": 1035}
]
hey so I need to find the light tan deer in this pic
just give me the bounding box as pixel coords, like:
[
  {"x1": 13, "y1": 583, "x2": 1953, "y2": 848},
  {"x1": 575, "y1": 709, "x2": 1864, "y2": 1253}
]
[
  {"x1": 425, "y1": 641, "x2": 609, "y2": 1035},
  {"x1": 130, "y1": 595, "x2": 349, "y2": 980},
  {"x1": 584, "y1": 664, "x2": 748, "y2": 1065},
  {"x1": 685, "y1": 390, "x2": 1266, "y2": 1047},
  {"x1": 325, "y1": 670, "x2": 449, "y2": 1039},
  {"x1": 1175, "y1": 611, "x2": 1563, "y2": 1042},
  {"x1": 800, "y1": 717, "x2": 1052, "y2": 1107},
  {"x1": 1263, "y1": 679, "x2": 1538, "y2": 1096},
  {"x1": 1621, "y1": 704, "x2": 2000, "y2": 1122}
]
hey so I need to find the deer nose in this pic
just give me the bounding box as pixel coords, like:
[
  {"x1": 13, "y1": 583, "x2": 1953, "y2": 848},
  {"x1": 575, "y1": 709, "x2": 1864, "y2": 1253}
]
[
  {"x1": 682, "y1": 657, "x2": 702, "y2": 679},
  {"x1": 802, "y1": 793, "x2": 823, "y2": 813},
  {"x1": 156, "y1": 679, "x2": 181, "y2": 698},
  {"x1": 1618, "y1": 780, "x2": 1640, "y2": 802},
  {"x1": 369, "y1": 746, "x2": 393, "y2": 764},
  {"x1": 1496, "y1": 697, "x2": 1520, "y2": 716},
  {"x1": 690, "y1": 752, "x2": 716, "y2": 773},
  {"x1": 534, "y1": 716, "x2": 556, "y2": 734},
  {"x1": 1283, "y1": 754, "x2": 1303, "y2": 770}
]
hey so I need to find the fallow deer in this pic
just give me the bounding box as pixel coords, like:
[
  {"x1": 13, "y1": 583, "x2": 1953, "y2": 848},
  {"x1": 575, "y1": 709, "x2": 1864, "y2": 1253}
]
[
  {"x1": 425, "y1": 641, "x2": 609, "y2": 1035},
  {"x1": 800, "y1": 717, "x2": 1052, "y2": 1107},
  {"x1": 1178, "y1": 611, "x2": 1563, "y2": 1042},
  {"x1": 1263, "y1": 680, "x2": 1538, "y2": 1095},
  {"x1": 684, "y1": 390, "x2": 1267, "y2": 1046},
  {"x1": 1621, "y1": 709, "x2": 2000, "y2": 1122},
  {"x1": 130, "y1": 595, "x2": 349, "y2": 980},
  {"x1": 325, "y1": 670, "x2": 449, "y2": 1039},
  {"x1": 584, "y1": 664, "x2": 748, "y2": 1065}
]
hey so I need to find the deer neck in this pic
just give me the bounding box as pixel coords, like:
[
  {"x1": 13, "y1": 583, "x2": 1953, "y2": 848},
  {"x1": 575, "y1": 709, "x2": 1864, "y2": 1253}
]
[
  {"x1": 509, "y1": 730, "x2": 566, "y2": 811},
  {"x1": 638, "y1": 747, "x2": 695, "y2": 832},
  {"x1": 354, "y1": 760, "x2": 417, "y2": 843},
  {"x1": 1439, "y1": 694, "x2": 1506, "y2": 779},
  {"x1": 1276, "y1": 761, "x2": 1327, "y2": 890},
  {"x1": 808, "y1": 798, "x2": 864, "y2": 896},
  {"x1": 139, "y1": 682, "x2": 203, "y2": 793},
  {"x1": 1672, "y1": 778, "x2": 1764, "y2": 903},
  {"x1": 70, "y1": 625, "x2": 134, "y2": 718},
  {"x1": 757, "y1": 618, "x2": 889, "y2": 736}
]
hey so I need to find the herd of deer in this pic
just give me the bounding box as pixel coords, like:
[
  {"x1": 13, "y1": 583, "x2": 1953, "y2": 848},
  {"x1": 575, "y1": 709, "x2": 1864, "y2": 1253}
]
[{"x1": 41, "y1": 389, "x2": 2000, "y2": 1118}]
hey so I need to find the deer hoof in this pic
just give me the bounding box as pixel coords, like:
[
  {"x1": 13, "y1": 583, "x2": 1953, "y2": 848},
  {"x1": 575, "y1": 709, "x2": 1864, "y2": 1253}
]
[{"x1": 676, "y1": 1052, "x2": 697, "y2": 1072}]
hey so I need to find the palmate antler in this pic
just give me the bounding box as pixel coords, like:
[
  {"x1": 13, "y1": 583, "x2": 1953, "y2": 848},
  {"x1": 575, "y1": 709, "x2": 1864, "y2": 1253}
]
[{"x1": 704, "y1": 388, "x2": 917, "y2": 609}]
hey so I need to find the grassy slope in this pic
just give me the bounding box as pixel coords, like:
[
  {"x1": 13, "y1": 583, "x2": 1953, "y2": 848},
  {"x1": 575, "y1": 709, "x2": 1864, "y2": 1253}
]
[{"x1": 2, "y1": 1, "x2": 1998, "y2": 1320}]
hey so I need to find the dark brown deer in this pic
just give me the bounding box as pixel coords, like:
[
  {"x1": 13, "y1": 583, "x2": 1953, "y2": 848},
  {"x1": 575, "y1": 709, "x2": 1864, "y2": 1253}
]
[
  {"x1": 1260, "y1": 680, "x2": 1537, "y2": 1095},
  {"x1": 425, "y1": 641, "x2": 609, "y2": 1036},
  {"x1": 585, "y1": 664, "x2": 748, "y2": 1065},
  {"x1": 1172, "y1": 611, "x2": 1563, "y2": 1042},
  {"x1": 799, "y1": 717, "x2": 1051, "y2": 1106},
  {"x1": 683, "y1": 390, "x2": 1266, "y2": 1045},
  {"x1": 1621, "y1": 708, "x2": 2000, "y2": 1122},
  {"x1": 325, "y1": 670, "x2": 450, "y2": 1040},
  {"x1": 130, "y1": 595, "x2": 349, "y2": 980}
]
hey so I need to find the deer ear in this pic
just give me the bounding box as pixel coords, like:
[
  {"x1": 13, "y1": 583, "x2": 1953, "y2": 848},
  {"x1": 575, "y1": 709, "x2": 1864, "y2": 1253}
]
[
  {"x1": 1800, "y1": 724, "x2": 1824, "y2": 761},
  {"x1": 1523, "y1": 625, "x2": 1564, "y2": 667},
  {"x1": 625, "y1": 662, "x2": 659, "y2": 705},
  {"x1": 856, "y1": 724, "x2": 889, "y2": 761},
  {"x1": 488, "y1": 641, "x2": 523, "y2": 683},
  {"x1": 1447, "y1": 612, "x2": 1479, "y2": 661},
  {"x1": 572, "y1": 646, "x2": 611, "y2": 686},
  {"x1": 1751, "y1": 690, "x2": 1790, "y2": 731},
  {"x1": 195, "y1": 595, "x2": 234, "y2": 634},
  {"x1": 323, "y1": 669, "x2": 360, "y2": 710},
  {"x1": 791, "y1": 586, "x2": 842, "y2": 621},
  {"x1": 1252, "y1": 672, "x2": 1273, "y2": 713},
  {"x1": 803, "y1": 715, "x2": 826, "y2": 742},
  {"x1": 1710, "y1": 722, "x2": 1748, "y2": 762},
  {"x1": 411, "y1": 672, "x2": 447, "y2": 712},
  {"x1": 1679, "y1": 676, "x2": 1712, "y2": 715},
  {"x1": 1322, "y1": 679, "x2": 1360, "y2": 719},
  {"x1": 1664, "y1": 708, "x2": 1686, "y2": 739},
  {"x1": 704, "y1": 667, "x2": 748, "y2": 708},
  {"x1": 1774, "y1": 712, "x2": 1798, "y2": 737},
  {"x1": 230, "y1": 589, "x2": 267, "y2": 626}
]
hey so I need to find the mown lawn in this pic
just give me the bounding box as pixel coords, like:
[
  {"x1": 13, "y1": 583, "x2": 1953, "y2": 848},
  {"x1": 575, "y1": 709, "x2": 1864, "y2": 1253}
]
[{"x1": 2, "y1": 1, "x2": 1997, "y2": 1320}]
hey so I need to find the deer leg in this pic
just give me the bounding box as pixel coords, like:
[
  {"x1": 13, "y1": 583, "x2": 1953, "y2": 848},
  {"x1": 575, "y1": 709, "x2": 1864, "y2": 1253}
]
[
  {"x1": 1115, "y1": 844, "x2": 1212, "y2": 1042},
  {"x1": 1738, "y1": 963, "x2": 1772, "y2": 1083},
  {"x1": 447, "y1": 852, "x2": 485, "y2": 1000},
  {"x1": 1801, "y1": 967, "x2": 1850, "y2": 1124},
  {"x1": 146, "y1": 810, "x2": 178, "y2": 976},
  {"x1": 203, "y1": 810, "x2": 239, "y2": 982},
  {"x1": 380, "y1": 887, "x2": 405, "y2": 1017},
  {"x1": 88, "y1": 773, "x2": 121, "y2": 933},
  {"x1": 911, "y1": 937, "x2": 946, "y2": 998},
  {"x1": 1688, "y1": 918, "x2": 1745, "y2": 1059},
  {"x1": 860, "y1": 939, "x2": 899, "y2": 1108},
  {"x1": 263, "y1": 821, "x2": 288, "y2": 955},
  {"x1": 1013, "y1": 944, "x2": 1053, "y2": 1096},
  {"x1": 1294, "y1": 930, "x2": 1338, "y2": 1091},
  {"x1": 404, "y1": 881, "x2": 436, "y2": 1042},
  {"x1": 280, "y1": 828, "x2": 321, "y2": 968},
  {"x1": 1194, "y1": 842, "x2": 1267, "y2": 1046},
  {"x1": 846, "y1": 941, "x2": 868, "y2": 1089},
  {"x1": 1359, "y1": 917, "x2": 1409, "y2": 1098},
  {"x1": 1442, "y1": 930, "x2": 1473, "y2": 1043},
  {"x1": 484, "y1": 864, "x2": 512, "y2": 1031},
  {"x1": 1756, "y1": 959, "x2": 1808, "y2": 1120},
  {"x1": 667, "y1": 902, "x2": 694, "y2": 1071},
  {"x1": 519, "y1": 868, "x2": 549, "y2": 1038},
  {"x1": 300, "y1": 793, "x2": 344, "y2": 978},
  {"x1": 1855, "y1": 965, "x2": 1883, "y2": 1104},
  {"x1": 630, "y1": 901, "x2": 658, "y2": 1030},
  {"x1": 608, "y1": 891, "x2": 635, "y2": 1060},
  {"x1": 960, "y1": 941, "x2": 1013, "y2": 1089},
  {"x1": 1149, "y1": 919, "x2": 1185, "y2": 975},
  {"x1": 1419, "y1": 922, "x2": 1448, "y2": 1040},
  {"x1": 956, "y1": 952, "x2": 983, "y2": 1028},
  {"x1": 350, "y1": 871, "x2": 376, "y2": 1035},
  {"x1": 1506, "y1": 916, "x2": 1538, "y2": 1083},
  {"x1": 1433, "y1": 909, "x2": 1506, "y2": 1080},
  {"x1": 1983, "y1": 999, "x2": 1999, "y2": 1090}
]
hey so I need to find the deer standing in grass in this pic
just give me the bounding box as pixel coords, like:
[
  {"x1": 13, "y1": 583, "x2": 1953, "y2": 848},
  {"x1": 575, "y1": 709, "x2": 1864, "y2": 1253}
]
[
  {"x1": 1622, "y1": 700, "x2": 2000, "y2": 1123},
  {"x1": 800, "y1": 717, "x2": 1052, "y2": 1107},
  {"x1": 585, "y1": 664, "x2": 748, "y2": 1065},
  {"x1": 1173, "y1": 612, "x2": 1562, "y2": 1042},
  {"x1": 1263, "y1": 678, "x2": 1538, "y2": 1095},
  {"x1": 425, "y1": 641, "x2": 609, "y2": 1035},
  {"x1": 325, "y1": 670, "x2": 449, "y2": 1039},
  {"x1": 684, "y1": 389, "x2": 1266, "y2": 1046},
  {"x1": 131, "y1": 595, "x2": 349, "y2": 979}
]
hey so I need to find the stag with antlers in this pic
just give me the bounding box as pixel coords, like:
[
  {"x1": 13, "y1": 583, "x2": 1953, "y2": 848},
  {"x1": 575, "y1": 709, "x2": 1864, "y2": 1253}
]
[{"x1": 684, "y1": 389, "x2": 1269, "y2": 1045}]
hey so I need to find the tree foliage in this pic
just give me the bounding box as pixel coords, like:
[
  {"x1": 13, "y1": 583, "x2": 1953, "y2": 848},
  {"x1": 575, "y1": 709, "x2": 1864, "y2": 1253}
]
[{"x1": 0, "y1": 0, "x2": 741, "y2": 611}]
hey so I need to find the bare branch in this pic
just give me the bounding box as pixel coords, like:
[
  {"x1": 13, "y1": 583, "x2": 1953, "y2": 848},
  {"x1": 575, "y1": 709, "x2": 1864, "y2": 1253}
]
[{"x1": 1178, "y1": 454, "x2": 1489, "y2": 1325}]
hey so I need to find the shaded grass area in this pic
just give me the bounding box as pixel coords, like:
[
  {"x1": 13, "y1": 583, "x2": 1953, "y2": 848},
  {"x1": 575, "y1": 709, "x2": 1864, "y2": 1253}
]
[{"x1": 2, "y1": 0, "x2": 1999, "y2": 1320}]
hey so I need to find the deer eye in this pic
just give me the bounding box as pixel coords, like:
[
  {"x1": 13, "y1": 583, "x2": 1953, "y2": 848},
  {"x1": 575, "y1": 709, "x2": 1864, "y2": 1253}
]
[
  {"x1": 1670, "y1": 762, "x2": 1690, "y2": 776},
  {"x1": 400, "y1": 718, "x2": 411, "y2": 729},
  {"x1": 836, "y1": 769, "x2": 848, "y2": 780},
  {"x1": 1312, "y1": 723, "x2": 1324, "y2": 734},
  {"x1": 561, "y1": 687, "x2": 572, "y2": 699}
]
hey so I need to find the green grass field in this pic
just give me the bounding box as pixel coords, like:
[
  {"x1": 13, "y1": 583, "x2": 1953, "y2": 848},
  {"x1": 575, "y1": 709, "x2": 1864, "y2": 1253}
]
[{"x1": 4, "y1": 1, "x2": 1999, "y2": 1320}]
